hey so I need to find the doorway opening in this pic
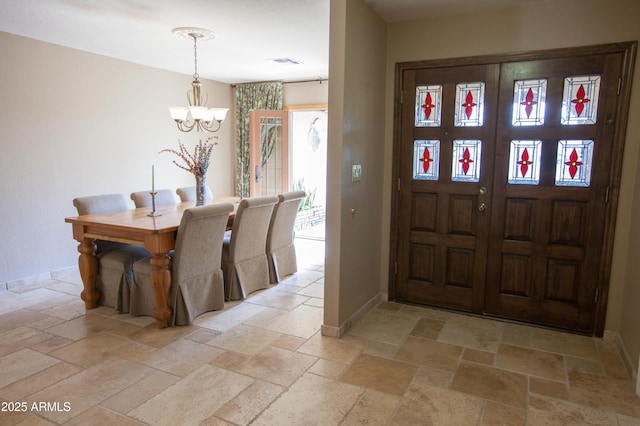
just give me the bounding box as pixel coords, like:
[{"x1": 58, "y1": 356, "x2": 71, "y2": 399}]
[{"x1": 288, "y1": 106, "x2": 328, "y2": 241}]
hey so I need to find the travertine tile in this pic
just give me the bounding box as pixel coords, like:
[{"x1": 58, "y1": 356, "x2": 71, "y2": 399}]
[
  {"x1": 129, "y1": 365, "x2": 254, "y2": 426},
  {"x1": 528, "y1": 394, "x2": 618, "y2": 425},
  {"x1": 308, "y1": 358, "x2": 348, "y2": 379},
  {"x1": 568, "y1": 370, "x2": 640, "y2": 418},
  {"x1": 49, "y1": 331, "x2": 151, "y2": 368},
  {"x1": 394, "y1": 336, "x2": 463, "y2": 372},
  {"x1": 410, "y1": 316, "x2": 444, "y2": 340},
  {"x1": 496, "y1": 343, "x2": 566, "y2": 381},
  {"x1": 0, "y1": 348, "x2": 60, "y2": 388},
  {"x1": 0, "y1": 326, "x2": 54, "y2": 357},
  {"x1": 252, "y1": 373, "x2": 362, "y2": 425},
  {"x1": 529, "y1": 376, "x2": 570, "y2": 400},
  {"x1": 341, "y1": 389, "x2": 399, "y2": 426},
  {"x1": 64, "y1": 405, "x2": 145, "y2": 426},
  {"x1": 297, "y1": 331, "x2": 363, "y2": 363},
  {"x1": 346, "y1": 307, "x2": 419, "y2": 346},
  {"x1": 194, "y1": 302, "x2": 269, "y2": 332},
  {"x1": 341, "y1": 353, "x2": 418, "y2": 396},
  {"x1": 438, "y1": 313, "x2": 503, "y2": 353},
  {"x1": 532, "y1": 328, "x2": 598, "y2": 359},
  {"x1": 25, "y1": 358, "x2": 154, "y2": 423},
  {"x1": 0, "y1": 361, "x2": 81, "y2": 401},
  {"x1": 215, "y1": 379, "x2": 283, "y2": 425},
  {"x1": 101, "y1": 371, "x2": 181, "y2": 414},
  {"x1": 451, "y1": 361, "x2": 528, "y2": 408},
  {"x1": 137, "y1": 338, "x2": 224, "y2": 376},
  {"x1": 481, "y1": 401, "x2": 526, "y2": 425},
  {"x1": 2, "y1": 240, "x2": 639, "y2": 425},
  {"x1": 265, "y1": 304, "x2": 323, "y2": 339},
  {"x1": 390, "y1": 381, "x2": 484, "y2": 425},
  {"x1": 236, "y1": 346, "x2": 317, "y2": 386},
  {"x1": 462, "y1": 348, "x2": 495, "y2": 366},
  {"x1": 202, "y1": 324, "x2": 280, "y2": 355}
]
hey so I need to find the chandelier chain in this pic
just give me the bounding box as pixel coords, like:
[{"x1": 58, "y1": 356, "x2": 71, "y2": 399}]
[{"x1": 192, "y1": 35, "x2": 199, "y2": 80}]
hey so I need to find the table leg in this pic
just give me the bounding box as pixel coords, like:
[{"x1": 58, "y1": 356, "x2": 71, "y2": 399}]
[
  {"x1": 150, "y1": 253, "x2": 172, "y2": 328},
  {"x1": 77, "y1": 239, "x2": 99, "y2": 308}
]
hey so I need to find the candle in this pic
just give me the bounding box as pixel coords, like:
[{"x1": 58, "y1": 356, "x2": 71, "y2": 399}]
[{"x1": 152, "y1": 164, "x2": 155, "y2": 193}]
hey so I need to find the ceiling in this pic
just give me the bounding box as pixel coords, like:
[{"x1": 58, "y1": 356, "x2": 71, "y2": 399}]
[{"x1": 0, "y1": 0, "x2": 543, "y2": 84}]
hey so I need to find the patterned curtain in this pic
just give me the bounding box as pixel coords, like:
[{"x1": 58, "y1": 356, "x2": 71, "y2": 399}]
[{"x1": 235, "y1": 81, "x2": 283, "y2": 197}]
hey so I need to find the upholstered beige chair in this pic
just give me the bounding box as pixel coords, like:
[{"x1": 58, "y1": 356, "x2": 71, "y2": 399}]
[
  {"x1": 222, "y1": 195, "x2": 278, "y2": 300},
  {"x1": 130, "y1": 203, "x2": 234, "y2": 325},
  {"x1": 130, "y1": 189, "x2": 177, "y2": 208},
  {"x1": 176, "y1": 186, "x2": 213, "y2": 203},
  {"x1": 72, "y1": 193, "x2": 150, "y2": 313},
  {"x1": 267, "y1": 191, "x2": 306, "y2": 283}
]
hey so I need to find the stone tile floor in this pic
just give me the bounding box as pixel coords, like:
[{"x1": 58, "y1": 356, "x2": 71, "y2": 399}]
[{"x1": 1, "y1": 238, "x2": 639, "y2": 425}]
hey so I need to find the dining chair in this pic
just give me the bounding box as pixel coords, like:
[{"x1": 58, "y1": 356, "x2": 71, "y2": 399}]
[
  {"x1": 266, "y1": 191, "x2": 306, "y2": 283},
  {"x1": 72, "y1": 193, "x2": 150, "y2": 313},
  {"x1": 176, "y1": 185, "x2": 214, "y2": 203},
  {"x1": 222, "y1": 195, "x2": 279, "y2": 300},
  {"x1": 129, "y1": 202, "x2": 234, "y2": 325},
  {"x1": 130, "y1": 189, "x2": 177, "y2": 208}
]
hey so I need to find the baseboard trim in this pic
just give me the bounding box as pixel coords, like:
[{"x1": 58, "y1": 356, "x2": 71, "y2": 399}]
[
  {"x1": 4, "y1": 265, "x2": 78, "y2": 292},
  {"x1": 321, "y1": 293, "x2": 383, "y2": 338}
]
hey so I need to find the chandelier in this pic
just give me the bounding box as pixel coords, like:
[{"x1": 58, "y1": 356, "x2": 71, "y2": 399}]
[{"x1": 168, "y1": 27, "x2": 229, "y2": 133}]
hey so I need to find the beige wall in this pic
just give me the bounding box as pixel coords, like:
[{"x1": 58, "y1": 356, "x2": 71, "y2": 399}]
[
  {"x1": 383, "y1": 0, "x2": 640, "y2": 378},
  {"x1": 0, "y1": 31, "x2": 235, "y2": 286},
  {"x1": 283, "y1": 81, "x2": 329, "y2": 106},
  {"x1": 324, "y1": 0, "x2": 387, "y2": 334}
]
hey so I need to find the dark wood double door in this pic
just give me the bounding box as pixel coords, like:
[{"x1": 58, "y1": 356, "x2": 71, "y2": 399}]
[{"x1": 392, "y1": 43, "x2": 636, "y2": 334}]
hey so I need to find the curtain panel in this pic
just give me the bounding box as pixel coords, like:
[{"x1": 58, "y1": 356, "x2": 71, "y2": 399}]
[{"x1": 234, "y1": 82, "x2": 283, "y2": 197}]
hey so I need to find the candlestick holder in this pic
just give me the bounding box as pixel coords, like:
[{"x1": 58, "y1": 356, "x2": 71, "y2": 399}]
[{"x1": 147, "y1": 192, "x2": 162, "y2": 217}]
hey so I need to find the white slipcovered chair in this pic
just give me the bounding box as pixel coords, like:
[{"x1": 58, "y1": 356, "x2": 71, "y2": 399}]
[
  {"x1": 130, "y1": 203, "x2": 234, "y2": 325},
  {"x1": 267, "y1": 191, "x2": 306, "y2": 283},
  {"x1": 130, "y1": 189, "x2": 177, "y2": 208},
  {"x1": 176, "y1": 186, "x2": 213, "y2": 203},
  {"x1": 72, "y1": 193, "x2": 150, "y2": 313},
  {"x1": 222, "y1": 195, "x2": 278, "y2": 300}
]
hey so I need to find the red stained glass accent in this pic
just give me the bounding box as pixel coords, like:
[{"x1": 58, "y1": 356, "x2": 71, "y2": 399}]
[
  {"x1": 462, "y1": 91, "x2": 477, "y2": 119},
  {"x1": 422, "y1": 92, "x2": 435, "y2": 120},
  {"x1": 521, "y1": 88, "x2": 537, "y2": 118},
  {"x1": 571, "y1": 85, "x2": 590, "y2": 117},
  {"x1": 564, "y1": 148, "x2": 583, "y2": 178},
  {"x1": 517, "y1": 148, "x2": 533, "y2": 177},
  {"x1": 420, "y1": 147, "x2": 433, "y2": 173},
  {"x1": 459, "y1": 148, "x2": 473, "y2": 175}
]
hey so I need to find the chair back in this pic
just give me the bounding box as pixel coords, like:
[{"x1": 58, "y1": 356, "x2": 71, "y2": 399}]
[
  {"x1": 173, "y1": 203, "x2": 234, "y2": 283},
  {"x1": 229, "y1": 196, "x2": 279, "y2": 262},
  {"x1": 130, "y1": 189, "x2": 177, "y2": 208},
  {"x1": 73, "y1": 193, "x2": 129, "y2": 215},
  {"x1": 267, "y1": 191, "x2": 306, "y2": 252},
  {"x1": 176, "y1": 186, "x2": 214, "y2": 202}
]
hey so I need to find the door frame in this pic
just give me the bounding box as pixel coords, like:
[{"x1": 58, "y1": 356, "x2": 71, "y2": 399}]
[{"x1": 389, "y1": 42, "x2": 637, "y2": 336}]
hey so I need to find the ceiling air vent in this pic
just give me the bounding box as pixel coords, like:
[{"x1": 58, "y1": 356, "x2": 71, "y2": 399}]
[{"x1": 270, "y1": 57, "x2": 302, "y2": 65}]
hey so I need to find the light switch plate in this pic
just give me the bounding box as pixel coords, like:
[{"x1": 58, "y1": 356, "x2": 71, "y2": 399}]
[{"x1": 352, "y1": 164, "x2": 362, "y2": 182}]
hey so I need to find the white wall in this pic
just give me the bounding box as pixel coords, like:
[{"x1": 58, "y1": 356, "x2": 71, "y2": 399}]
[{"x1": 0, "y1": 31, "x2": 235, "y2": 287}]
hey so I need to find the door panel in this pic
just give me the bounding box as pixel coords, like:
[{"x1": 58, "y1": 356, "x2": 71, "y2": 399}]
[
  {"x1": 485, "y1": 54, "x2": 623, "y2": 332},
  {"x1": 249, "y1": 110, "x2": 289, "y2": 196},
  {"x1": 396, "y1": 64, "x2": 499, "y2": 313},
  {"x1": 393, "y1": 44, "x2": 635, "y2": 334}
]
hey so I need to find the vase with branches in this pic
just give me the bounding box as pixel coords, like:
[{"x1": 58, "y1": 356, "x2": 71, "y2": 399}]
[{"x1": 160, "y1": 136, "x2": 217, "y2": 206}]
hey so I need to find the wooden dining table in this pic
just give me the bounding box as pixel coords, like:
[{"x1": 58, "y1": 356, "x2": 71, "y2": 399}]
[{"x1": 65, "y1": 199, "x2": 238, "y2": 328}]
